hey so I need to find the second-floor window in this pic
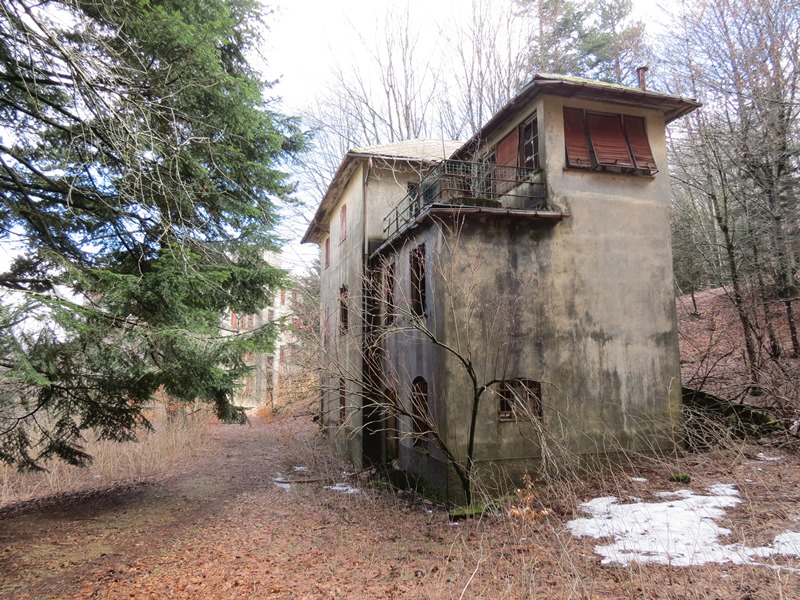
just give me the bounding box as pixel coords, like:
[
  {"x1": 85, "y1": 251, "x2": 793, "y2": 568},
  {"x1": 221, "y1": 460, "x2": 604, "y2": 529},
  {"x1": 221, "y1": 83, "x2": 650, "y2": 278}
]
[
  {"x1": 340, "y1": 204, "x2": 347, "y2": 242},
  {"x1": 410, "y1": 244, "x2": 426, "y2": 318},
  {"x1": 520, "y1": 115, "x2": 539, "y2": 170},
  {"x1": 339, "y1": 285, "x2": 349, "y2": 333},
  {"x1": 563, "y1": 107, "x2": 656, "y2": 174},
  {"x1": 325, "y1": 237, "x2": 330, "y2": 268}
]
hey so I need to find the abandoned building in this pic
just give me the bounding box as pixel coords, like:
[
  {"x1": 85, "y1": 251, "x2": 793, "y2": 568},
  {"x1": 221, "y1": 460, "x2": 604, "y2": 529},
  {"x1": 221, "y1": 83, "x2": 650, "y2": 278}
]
[{"x1": 302, "y1": 73, "x2": 700, "y2": 504}]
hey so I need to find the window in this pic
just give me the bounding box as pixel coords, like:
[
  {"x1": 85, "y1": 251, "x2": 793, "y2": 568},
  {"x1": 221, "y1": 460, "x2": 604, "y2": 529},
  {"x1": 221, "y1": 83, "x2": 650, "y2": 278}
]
[
  {"x1": 410, "y1": 244, "x2": 426, "y2": 318},
  {"x1": 520, "y1": 115, "x2": 539, "y2": 170},
  {"x1": 384, "y1": 261, "x2": 396, "y2": 326},
  {"x1": 339, "y1": 285, "x2": 349, "y2": 333},
  {"x1": 231, "y1": 313, "x2": 238, "y2": 328},
  {"x1": 490, "y1": 112, "x2": 538, "y2": 194},
  {"x1": 324, "y1": 237, "x2": 330, "y2": 268},
  {"x1": 498, "y1": 379, "x2": 542, "y2": 421},
  {"x1": 323, "y1": 304, "x2": 330, "y2": 344},
  {"x1": 411, "y1": 377, "x2": 429, "y2": 449},
  {"x1": 340, "y1": 204, "x2": 347, "y2": 242},
  {"x1": 280, "y1": 289, "x2": 286, "y2": 306},
  {"x1": 563, "y1": 107, "x2": 657, "y2": 174},
  {"x1": 339, "y1": 378, "x2": 346, "y2": 424}
]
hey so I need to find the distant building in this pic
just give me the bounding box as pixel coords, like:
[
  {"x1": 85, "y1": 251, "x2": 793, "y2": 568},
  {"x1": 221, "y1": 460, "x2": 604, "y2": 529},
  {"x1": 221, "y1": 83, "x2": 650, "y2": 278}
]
[
  {"x1": 228, "y1": 270, "x2": 300, "y2": 410},
  {"x1": 303, "y1": 74, "x2": 700, "y2": 503}
]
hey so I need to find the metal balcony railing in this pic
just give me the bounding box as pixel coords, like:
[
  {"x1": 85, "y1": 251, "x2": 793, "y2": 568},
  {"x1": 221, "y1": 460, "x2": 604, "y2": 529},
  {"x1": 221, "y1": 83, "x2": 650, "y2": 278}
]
[{"x1": 383, "y1": 160, "x2": 548, "y2": 239}]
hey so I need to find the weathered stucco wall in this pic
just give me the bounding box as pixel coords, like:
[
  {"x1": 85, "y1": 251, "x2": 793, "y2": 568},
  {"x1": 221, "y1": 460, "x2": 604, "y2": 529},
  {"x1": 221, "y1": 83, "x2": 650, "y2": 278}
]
[{"x1": 377, "y1": 93, "x2": 682, "y2": 499}]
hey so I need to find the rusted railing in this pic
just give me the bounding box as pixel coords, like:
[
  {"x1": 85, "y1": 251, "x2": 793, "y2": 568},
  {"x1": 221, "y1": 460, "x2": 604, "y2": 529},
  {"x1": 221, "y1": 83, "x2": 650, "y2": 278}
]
[{"x1": 383, "y1": 160, "x2": 547, "y2": 239}]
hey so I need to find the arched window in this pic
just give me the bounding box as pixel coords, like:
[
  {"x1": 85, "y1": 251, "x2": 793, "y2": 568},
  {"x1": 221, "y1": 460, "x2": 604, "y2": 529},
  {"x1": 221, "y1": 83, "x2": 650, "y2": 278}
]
[{"x1": 411, "y1": 377, "x2": 429, "y2": 448}]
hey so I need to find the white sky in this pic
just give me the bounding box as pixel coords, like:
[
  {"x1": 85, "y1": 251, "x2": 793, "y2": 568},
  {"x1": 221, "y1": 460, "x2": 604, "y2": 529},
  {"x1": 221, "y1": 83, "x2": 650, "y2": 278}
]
[{"x1": 263, "y1": 0, "x2": 663, "y2": 272}]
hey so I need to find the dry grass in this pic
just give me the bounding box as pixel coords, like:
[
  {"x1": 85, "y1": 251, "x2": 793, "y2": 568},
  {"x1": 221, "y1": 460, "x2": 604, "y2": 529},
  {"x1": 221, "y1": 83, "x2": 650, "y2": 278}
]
[{"x1": 0, "y1": 401, "x2": 211, "y2": 508}]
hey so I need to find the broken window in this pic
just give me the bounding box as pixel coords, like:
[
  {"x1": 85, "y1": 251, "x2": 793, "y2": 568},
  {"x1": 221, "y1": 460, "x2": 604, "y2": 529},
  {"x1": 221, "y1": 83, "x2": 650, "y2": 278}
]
[
  {"x1": 498, "y1": 379, "x2": 543, "y2": 421},
  {"x1": 410, "y1": 244, "x2": 426, "y2": 318},
  {"x1": 411, "y1": 377, "x2": 429, "y2": 449},
  {"x1": 339, "y1": 285, "x2": 349, "y2": 334},
  {"x1": 384, "y1": 261, "x2": 396, "y2": 326},
  {"x1": 519, "y1": 114, "x2": 539, "y2": 171},
  {"x1": 563, "y1": 107, "x2": 657, "y2": 174}
]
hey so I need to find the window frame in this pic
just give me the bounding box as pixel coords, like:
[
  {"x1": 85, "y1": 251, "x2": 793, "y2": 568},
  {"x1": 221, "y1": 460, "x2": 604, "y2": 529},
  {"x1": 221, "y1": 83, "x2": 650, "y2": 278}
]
[
  {"x1": 519, "y1": 114, "x2": 540, "y2": 171},
  {"x1": 339, "y1": 285, "x2": 349, "y2": 334},
  {"x1": 340, "y1": 204, "x2": 347, "y2": 243},
  {"x1": 498, "y1": 379, "x2": 543, "y2": 421},
  {"x1": 410, "y1": 244, "x2": 426, "y2": 318}
]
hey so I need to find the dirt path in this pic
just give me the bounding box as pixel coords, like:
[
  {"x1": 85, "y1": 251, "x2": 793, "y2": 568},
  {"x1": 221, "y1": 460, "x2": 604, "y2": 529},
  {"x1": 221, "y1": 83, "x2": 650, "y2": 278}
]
[
  {"x1": 3, "y1": 413, "x2": 799, "y2": 599},
  {"x1": 0, "y1": 415, "x2": 475, "y2": 599}
]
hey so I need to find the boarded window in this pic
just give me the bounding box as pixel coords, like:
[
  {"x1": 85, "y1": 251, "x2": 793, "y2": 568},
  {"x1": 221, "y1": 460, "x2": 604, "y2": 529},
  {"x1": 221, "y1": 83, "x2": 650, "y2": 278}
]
[
  {"x1": 411, "y1": 377, "x2": 429, "y2": 448},
  {"x1": 410, "y1": 244, "x2": 426, "y2": 318},
  {"x1": 498, "y1": 379, "x2": 542, "y2": 421}
]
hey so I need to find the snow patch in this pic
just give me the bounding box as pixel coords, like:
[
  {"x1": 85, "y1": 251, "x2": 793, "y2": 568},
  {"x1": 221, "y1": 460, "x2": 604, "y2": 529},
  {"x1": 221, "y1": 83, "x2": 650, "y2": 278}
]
[
  {"x1": 324, "y1": 483, "x2": 360, "y2": 494},
  {"x1": 629, "y1": 477, "x2": 648, "y2": 483},
  {"x1": 273, "y1": 474, "x2": 291, "y2": 491},
  {"x1": 567, "y1": 484, "x2": 800, "y2": 568},
  {"x1": 292, "y1": 466, "x2": 308, "y2": 472},
  {"x1": 755, "y1": 453, "x2": 783, "y2": 462}
]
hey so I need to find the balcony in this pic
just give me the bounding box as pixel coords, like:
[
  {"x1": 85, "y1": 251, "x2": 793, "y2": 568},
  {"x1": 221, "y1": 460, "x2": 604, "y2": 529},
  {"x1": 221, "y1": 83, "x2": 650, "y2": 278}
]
[{"x1": 382, "y1": 160, "x2": 552, "y2": 240}]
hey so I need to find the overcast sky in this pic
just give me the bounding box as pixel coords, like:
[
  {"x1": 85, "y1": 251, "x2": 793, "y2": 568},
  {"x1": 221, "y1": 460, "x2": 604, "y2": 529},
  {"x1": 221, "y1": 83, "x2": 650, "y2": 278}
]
[{"x1": 262, "y1": 0, "x2": 661, "y2": 271}]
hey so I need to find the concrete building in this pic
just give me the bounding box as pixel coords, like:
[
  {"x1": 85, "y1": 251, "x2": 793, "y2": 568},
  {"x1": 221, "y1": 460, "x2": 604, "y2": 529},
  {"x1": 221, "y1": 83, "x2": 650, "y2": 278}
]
[
  {"x1": 302, "y1": 74, "x2": 700, "y2": 504},
  {"x1": 229, "y1": 277, "x2": 300, "y2": 410}
]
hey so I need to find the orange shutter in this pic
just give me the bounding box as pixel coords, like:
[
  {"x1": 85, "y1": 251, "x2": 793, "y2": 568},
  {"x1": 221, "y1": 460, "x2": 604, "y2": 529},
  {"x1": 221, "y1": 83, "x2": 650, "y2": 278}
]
[
  {"x1": 496, "y1": 129, "x2": 519, "y2": 168},
  {"x1": 586, "y1": 113, "x2": 634, "y2": 168},
  {"x1": 563, "y1": 107, "x2": 591, "y2": 168},
  {"x1": 495, "y1": 129, "x2": 519, "y2": 193},
  {"x1": 624, "y1": 116, "x2": 657, "y2": 171}
]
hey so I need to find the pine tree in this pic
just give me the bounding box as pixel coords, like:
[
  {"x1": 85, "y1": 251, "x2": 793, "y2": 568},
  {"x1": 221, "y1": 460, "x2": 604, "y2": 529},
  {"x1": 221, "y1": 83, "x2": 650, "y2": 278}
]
[{"x1": 0, "y1": 0, "x2": 305, "y2": 469}]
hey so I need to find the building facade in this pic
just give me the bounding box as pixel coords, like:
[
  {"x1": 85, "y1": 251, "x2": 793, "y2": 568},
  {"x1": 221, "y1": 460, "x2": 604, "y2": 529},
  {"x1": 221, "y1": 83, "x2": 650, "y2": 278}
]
[{"x1": 303, "y1": 74, "x2": 700, "y2": 504}]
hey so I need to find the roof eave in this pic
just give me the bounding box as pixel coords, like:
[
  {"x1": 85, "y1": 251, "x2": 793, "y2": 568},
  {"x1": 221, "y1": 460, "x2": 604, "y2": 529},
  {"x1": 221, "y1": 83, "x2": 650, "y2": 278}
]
[{"x1": 451, "y1": 75, "x2": 701, "y2": 160}]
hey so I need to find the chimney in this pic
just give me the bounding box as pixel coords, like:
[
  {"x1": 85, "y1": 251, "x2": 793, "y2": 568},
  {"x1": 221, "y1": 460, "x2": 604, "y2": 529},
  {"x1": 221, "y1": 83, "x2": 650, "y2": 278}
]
[{"x1": 636, "y1": 66, "x2": 648, "y2": 91}]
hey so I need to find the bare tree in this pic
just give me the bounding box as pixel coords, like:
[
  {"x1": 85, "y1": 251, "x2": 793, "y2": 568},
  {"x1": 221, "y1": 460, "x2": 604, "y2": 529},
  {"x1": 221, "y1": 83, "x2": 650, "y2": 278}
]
[{"x1": 661, "y1": 0, "x2": 800, "y2": 392}]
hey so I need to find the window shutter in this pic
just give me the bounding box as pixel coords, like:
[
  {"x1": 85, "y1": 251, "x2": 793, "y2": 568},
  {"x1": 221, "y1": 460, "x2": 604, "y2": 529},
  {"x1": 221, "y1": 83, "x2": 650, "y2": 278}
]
[
  {"x1": 586, "y1": 113, "x2": 634, "y2": 168},
  {"x1": 495, "y1": 129, "x2": 518, "y2": 193},
  {"x1": 563, "y1": 107, "x2": 591, "y2": 168},
  {"x1": 496, "y1": 129, "x2": 518, "y2": 168},
  {"x1": 624, "y1": 116, "x2": 657, "y2": 171}
]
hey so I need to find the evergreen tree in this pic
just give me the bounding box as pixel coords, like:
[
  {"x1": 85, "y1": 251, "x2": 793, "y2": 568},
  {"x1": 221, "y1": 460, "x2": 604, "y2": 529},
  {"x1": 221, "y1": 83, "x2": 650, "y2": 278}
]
[{"x1": 0, "y1": 0, "x2": 305, "y2": 469}]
